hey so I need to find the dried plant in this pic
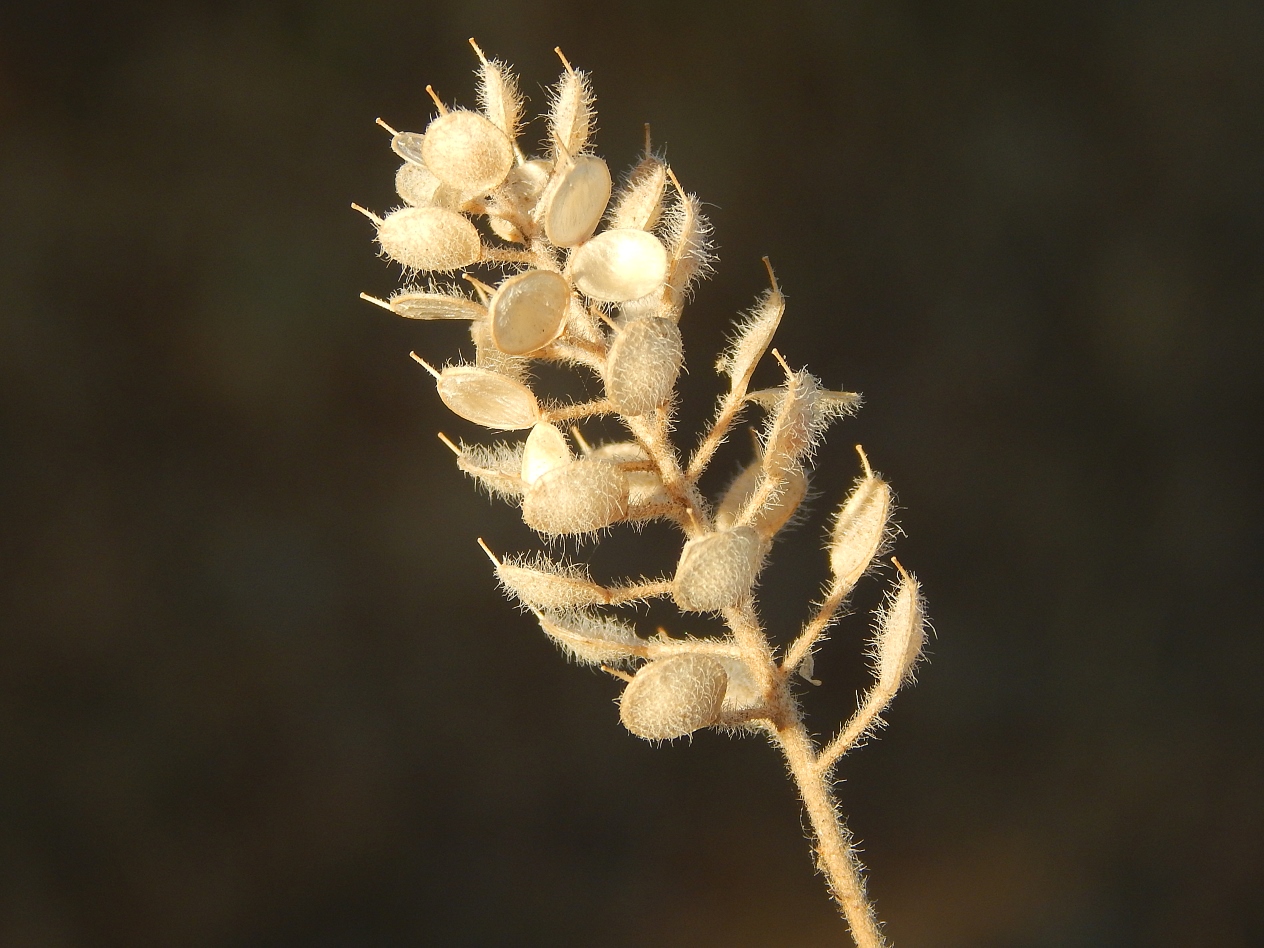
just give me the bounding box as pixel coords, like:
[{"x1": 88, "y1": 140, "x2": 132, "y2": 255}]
[{"x1": 354, "y1": 41, "x2": 928, "y2": 948}]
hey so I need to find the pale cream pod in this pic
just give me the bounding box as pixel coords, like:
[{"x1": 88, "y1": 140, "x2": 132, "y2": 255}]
[
  {"x1": 489, "y1": 270, "x2": 571, "y2": 355},
  {"x1": 521, "y1": 458, "x2": 629, "y2": 535},
  {"x1": 433, "y1": 365, "x2": 539, "y2": 430},
  {"x1": 715, "y1": 460, "x2": 808, "y2": 538},
  {"x1": 672, "y1": 525, "x2": 765, "y2": 612},
  {"x1": 421, "y1": 110, "x2": 514, "y2": 194},
  {"x1": 876, "y1": 571, "x2": 925, "y2": 692},
  {"x1": 619, "y1": 655, "x2": 728, "y2": 740},
  {"x1": 504, "y1": 159, "x2": 554, "y2": 213},
  {"x1": 542, "y1": 155, "x2": 612, "y2": 247},
  {"x1": 571, "y1": 229, "x2": 668, "y2": 302},
  {"x1": 395, "y1": 161, "x2": 441, "y2": 206},
  {"x1": 388, "y1": 288, "x2": 486, "y2": 321},
  {"x1": 376, "y1": 207, "x2": 481, "y2": 272},
  {"x1": 605, "y1": 316, "x2": 683, "y2": 416},
  {"x1": 829, "y1": 474, "x2": 892, "y2": 590},
  {"x1": 520, "y1": 422, "x2": 572, "y2": 484},
  {"x1": 389, "y1": 130, "x2": 426, "y2": 165}
]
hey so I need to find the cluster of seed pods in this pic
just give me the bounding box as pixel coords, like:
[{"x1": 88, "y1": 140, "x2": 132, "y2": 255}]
[{"x1": 357, "y1": 43, "x2": 925, "y2": 745}]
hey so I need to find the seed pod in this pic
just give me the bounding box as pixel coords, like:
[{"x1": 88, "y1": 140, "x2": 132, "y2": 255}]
[
  {"x1": 875, "y1": 568, "x2": 925, "y2": 692},
  {"x1": 521, "y1": 458, "x2": 629, "y2": 536},
  {"x1": 376, "y1": 207, "x2": 481, "y2": 272},
  {"x1": 495, "y1": 554, "x2": 611, "y2": 609},
  {"x1": 504, "y1": 159, "x2": 553, "y2": 213},
  {"x1": 588, "y1": 441, "x2": 667, "y2": 506},
  {"x1": 451, "y1": 439, "x2": 526, "y2": 499},
  {"x1": 571, "y1": 229, "x2": 668, "y2": 302},
  {"x1": 388, "y1": 287, "x2": 486, "y2": 321},
  {"x1": 422, "y1": 110, "x2": 514, "y2": 194},
  {"x1": 716, "y1": 287, "x2": 785, "y2": 391},
  {"x1": 390, "y1": 131, "x2": 426, "y2": 165},
  {"x1": 610, "y1": 155, "x2": 666, "y2": 231},
  {"x1": 829, "y1": 468, "x2": 892, "y2": 591},
  {"x1": 605, "y1": 316, "x2": 683, "y2": 415},
  {"x1": 472, "y1": 46, "x2": 523, "y2": 140},
  {"x1": 715, "y1": 458, "x2": 808, "y2": 538},
  {"x1": 396, "y1": 161, "x2": 440, "y2": 206},
  {"x1": 433, "y1": 365, "x2": 539, "y2": 430},
  {"x1": 520, "y1": 422, "x2": 572, "y2": 484},
  {"x1": 542, "y1": 156, "x2": 612, "y2": 247},
  {"x1": 548, "y1": 61, "x2": 595, "y2": 159},
  {"x1": 536, "y1": 610, "x2": 642, "y2": 666},
  {"x1": 662, "y1": 187, "x2": 713, "y2": 309},
  {"x1": 490, "y1": 270, "x2": 571, "y2": 355},
  {"x1": 619, "y1": 655, "x2": 728, "y2": 740},
  {"x1": 713, "y1": 655, "x2": 762, "y2": 711},
  {"x1": 672, "y1": 525, "x2": 765, "y2": 612}
]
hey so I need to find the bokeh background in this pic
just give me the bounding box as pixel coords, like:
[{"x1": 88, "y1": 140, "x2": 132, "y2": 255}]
[{"x1": 2, "y1": 1, "x2": 1261, "y2": 945}]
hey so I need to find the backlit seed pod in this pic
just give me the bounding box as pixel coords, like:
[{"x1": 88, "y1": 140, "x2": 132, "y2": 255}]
[
  {"x1": 829, "y1": 472, "x2": 892, "y2": 590},
  {"x1": 875, "y1": 569, "x2": 925, "y2": 692},
  {"x1": 521, "y1": 458, "x2": 629, "y2": 536},
  {"x1": 496, "y1": 554, "x2": 611, "y2": 609},
  {"x1": 421, "y1": 110, "x2": 514, "y2": 194},
  {"x1": 520, "y1": 422, "x2": 572, "y2": 484},
  {"x1": 376, "y1": 207, "x2": 481, "y2": 272},
  {"x1": 571, "y1": 229, "x2": 668, "y2": 302},
  {"x1": 396, "y1": 161, "x2": 440, "y2": 206},
  {"x1": 605, "y1": 316, "x2": 683, "y2": 416},
  {"x1": 390, "y1": 131, "x2": 426, "y2": 165},
  {"x1": 715, "y1": 458, "x2": 808, "y2": 538},
  {"x1": 535, "y1": 610, "x2": 641, "y2": 666},
  {"x1": 619, "y1": 655, "x2": 728, "y2": 740},
  {"x1": 434, "y1": 365, "x2": 539, "y2": 430},
  {"x1": 714, "y1": 655, "x2": 762, "y2": 711},
  {"x1": 716, "y1": 287, "x2": 785, "y2": 391},
  {"x1": 490, "y1": 270, "x2": 571, "y2": 355},
  {"x1": 542, "y1": 156, "x2": 612, "y2": 247},
  {"x1": 589, "y1": 442, "x2": 667, "y2": 506},
  {"x1": 610, "y1": 155, "x2": 667, "y2": 231},
  {"x1": 504, "y1": 159, "x2": 553, "y2": 213},
  {"x1": 548, "y1": 62, "x2": 595, "y2": 159},
  {"x1": 672, "y1": 525, "x2": 765, "y2": 613},
  {"x1": 451, "y1": 439, "x2": 525, "y2": 499},
  {"x1": 388, "y1": 288, "x2": 486, "y2": 321}
]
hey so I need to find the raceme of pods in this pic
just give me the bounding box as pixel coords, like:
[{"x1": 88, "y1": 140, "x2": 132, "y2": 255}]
[{"x1": 356, "y1": 42, "x2": 930, "y2": 948}]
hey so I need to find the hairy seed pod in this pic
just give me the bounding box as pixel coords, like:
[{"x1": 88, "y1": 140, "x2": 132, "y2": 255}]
[
  {"x1": 376, "y1": 207, "x2": 481, "y2": 272},
  {"x1": 829, "y1": 473, "x2": 892, "y2": 590},
  {"x1": 434, "y1": 366, "x2": 539, "y2": 430},
  {"x1": 421, "y1": 110, "x2": 514, "y2": 194},
  {"x1": 548, "y1": 64, "x2": 594, "y2": 159},
  {"x1": 610, "y1": 155, "x2": 667, "y2": 231},
  {"x1": 605, "y1": 316, "x2": 683, "y2": 415},
  {"x1": 521, "y1": 422, "x2": 572, "y2": 484},
  {"x1": 496, "y1": 555, "x2": 611, "y2": 609},
  {"x1": 542, "y1": 156, "x2": 612, "y2": 247},
  {"x1": 505, "y1": 159, "x2": 553, "y2": 213},
  {"x1": 396, "y1": 161, "x2": 441, "y2": 206},
  {"x1": 388, "y1": 288, "x2": 486, "y2": 321},
  {"x1": 571, "y1": 229, "x2": 669, "y2": 302},
  {"x1": 715, "y1": 459, "x2": 808, "y2": 538},
  {"x1": 714, "y1": 656, "x2": 762, "y2": 711},
  {"x1": 490, "y1": 270, "x2": 571, "y2": 355},
  {"x1": 876, "y1": 570, "x2": 925, "y2": 692},
  {"x1": 588, "y1": 441, "x2": 667, "y2": 506},
  {"x1": 619, "y1": 655, "x2": 728, "y2": 740},
  {"x1": 453, "y1": 439, "x2": 525, "y2": 499},
  {"x1": 536, "y1": 610, "x2": 641, "y2": 666},
  {"x1": 716, "y1": 288, "x2": 785, "y2": 391},
  {"x1": 672, "y1": 525, "x2": 765, "y2": 612},
  {"x1": 390, "y1": 131, "x2": 426, "y2": 165},
  {"x1": 521, "y1": 458, "x2": 629, "y2": 535}
]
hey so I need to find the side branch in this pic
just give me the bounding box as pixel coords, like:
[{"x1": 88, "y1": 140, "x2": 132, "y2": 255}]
[
  {"x1": 783, "y1": 576, "x2": 850, "y2": 676},
  {"x1": 816, "y1": 685, "x2": 893, "y2": 776}
]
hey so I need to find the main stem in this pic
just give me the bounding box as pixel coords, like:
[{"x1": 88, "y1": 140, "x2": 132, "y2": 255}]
[{"x1": 774, "y1": 721, "x2": 886, "y2": 948}]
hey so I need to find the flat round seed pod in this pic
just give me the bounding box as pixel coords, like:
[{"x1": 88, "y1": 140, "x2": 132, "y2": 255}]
[
  {"x1": 520, "y1": 422, "x2": 572, "y2": 484},
  {"x1": 490, "y1": 270, "x2": 571, "y2": 355},
  {"x1": 390, "y1": 131, "x2": 426, "y2": 165},
  {"x1": 543, "y1": 156, "x2": 611, "y2": 247},
  {"x1": 521, "y1": 458, "x2": 629, "y2": 535},
  {"x1": 715, "y1": 460, "x2": 808, "y2": 538},
  {"x1": 672, "y1": 525, "x2": 764, "y2": 612},
  {"x1": 377, "y1": 207, "x2": 481, "y2": 272},
  {"x1": 434, "y1": 366, "x2": 539, "y2": 430},
  {"x1": 571, "y1": 229, "x2": 668, "y2": 302},
  {"x1": 396, "y1": 161, "x2": 440, "y2": 206},
  {"x1": 619, "y1": 655, "x2": 728, "y2": 741},
  {"x1": 421, "y1": 110, "x2": 514, "y2": 194},
  {"x1": 504, "y1": 159, "x2": 553, "y2": 212},
  {"x1": 388, "y1": 290, "x2": 486, "y2": 321},
  {"x1": 829, "y1": 475, "x2": 892, "y2": 589},
  {"x1": 605, "y1": 316, "x2": 683, "y2": 415}
]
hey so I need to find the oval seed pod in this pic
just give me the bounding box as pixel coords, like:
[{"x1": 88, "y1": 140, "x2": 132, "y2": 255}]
[
  {"x1": 605, "y1": 316, "x2": 683, "y2": 416},
  {"x1": 829, "y1": 470, "x2": 892, "y2": 590},
  {"x1": 619, "y1": 655, "x2": 728, "y2": 741},
  {"x1": 672, "y1": 525, "x2": 765, "y2": 612},
  {"x1": 504, "y1": 159, "x2": 553, "y2": 213},
  {"x1": 715, "y1": 459, "x2": 808, "y2": 538},
  {"x1": 434, "y1": 365, "x2": 539, "y2": 430},
  {"x1": 495, "y1": 554, "x2": 611, "y2": 610},
  {"x1": 396, "y1": 161, "x2": 440, "y2": 206},
  {"x1": 876, "y1": 569, "x2": 925, "y2": 693},
  {"x1": 390, "y1": 131, "x2": 426, "y2": 165},
  {"x1": 521, "y1": 458, "x2": 629, "y2": 536},
  {"x1": 610, "y1": 156, "x2": 667, "y2": 231},
  {"x1": 388, "y1": 288, "x2": 486, "y2": 321},
  {"x1": 542, "y1": 155, "x2": 612, "y2": 247},
  {"x1": 571, "y1": 229, "x2": 669, "y2": 302},
  {"x1": 520, "y1": 422, "x2": 572, "y2": 484},
  {"x1": 421, "y1": 110, "x2": 514, "y2": 194},
  {"x1": 588, "y1": 441, "x2": 667, "y2": 506},
  {"x1": 490, "y1": 270, "x2": 571, "y2": 355},
  {"x1": 376, "y1": 207, "x2": 481, "y2": 272}
]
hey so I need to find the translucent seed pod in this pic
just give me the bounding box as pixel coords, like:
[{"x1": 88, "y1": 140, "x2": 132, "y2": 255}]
[
  {"x1": 376, "y1": 207, "x2": 481, "y2": 272},
  {"x1": 875, "y1": 567, "x2": 926, "y2": 693},
  {"x1": 390, "y1": 131, "x2": 426, "y2": 165},
  {"x1": 716, "y1": 287, "x2": 785, "y2": 392},
  {"x1": 715, "y1": 458, "x2": 808, "y2": 539},
  {"x1": 396, "y1": 161, "x2": 441, "y2": 206},
  {"x1": 536, "y1": 610, "x2": 642, "y2": 666},
  {"x1": 520, "y1": 422, "x2": 572, "y2": 484},
  {"x1": 588, "y1": 441, "x2": 667, "y2": 506},
  {"x1": 449, "y1": 438, "x2": 526, "y2": 500},
  {"x1": 547, "y1": 59, "x2": 595, "y2": 159},
  {"x1": 504, "y1": 159, "x2": 553, "y2": 212},
  {"x1": 714, "y1": 655, "x2": 762, "y2": 711},
  {"x1": 490, "y1": 270, "x2": 571, "y2": 355},
  {"x1": 604, "y1": 316, "x2": 683, "y2": 416},
  {"x1": 388, "y1": 287, "x2": 486, "y2": 321},
  {"x1": 421, "y1": 110, "x2": 514, "y2": 194},
  {"x1": 619, "y1": 654, "x2": 728, "y2": 741},
  {"x1": 494, "y1": 553, "x2": 612, "y2": 610},
  {"x1": 610, "y1": 155, "x2": 667, "y2": 231},
  {"x1": 430, "y1": 364, "x2": 539, "y2": 430},
  {"x1": 672, "y1": 525, "x2": 765, "y2": 613},
  {"x1": 571, "y1": 229, "x2": 669, "y2": 303},
  {"x1": 521, "y1": 458, "x2": 629, "y2": 536},
  {"x1": 472, "y1": 45, "x2": 523, "y2": 141},
  {"x1": 542, "y1": 156, "x2": 612, "y2": 247},
  {"x1": 829, "y1": 466, "x2": 892, "y2": 591}
]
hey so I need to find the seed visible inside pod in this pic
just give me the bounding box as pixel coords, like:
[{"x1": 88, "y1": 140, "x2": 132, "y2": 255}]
[
  {"x1": 432, "y1": 365, "x2": 539, "y2": 430},
  {"x1": 521, "y1": 458, "x2": 629, "y2": 536},
  {"x1": 672, "y1": 525, "x2": 765, "y2": 612},
  {"x1": 504, "y1": 159, "x2": 553, "y2": 212},
  {"x1": 605, "y1": 315, "x2": 683, "y2": 415},
  {"x1": 376, "y1": 207, "x2": 481, "y2": 272},
  {"x1": 571, "y1": 229, "x2": 668, "y2": 302},
  {"x1": 490, "y1": 270, "x2": 571, "y2": 355},
  {"x1": 715, "y1": 459, "x2": 808, "y2": 538},
  {"x1": 390, "y1": 131, "x2": 426, "y2": 165},
  {"x1": 520, "y1": 422, "x2": 572, "y2": 484},
  {"x1": 396, "y1": 161, "x2": 440, "y2": 206},
  {"x1": 421, "y1": 110, "x2": 514, "y2": 194},
  {"x1": 388, "y1": 289, "x2": 486, "y2": 321},
  {"x1": 829, "y1": 472, "x2": 892, "y2": 590},
  {"x1": 876, "y1": 567, "x2": 925, "y2": 692},
  {"x1": 542, "y1": 155, "x2": 612, "y2": 247},
  {"x1": 619, "y1": 655, "x2": 728, "y2": 741}
]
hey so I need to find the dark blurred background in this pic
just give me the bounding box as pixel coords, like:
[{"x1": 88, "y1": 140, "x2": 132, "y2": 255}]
[{"x1": 1, "y1": 1, "x2": 1261, "y2": 945}]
